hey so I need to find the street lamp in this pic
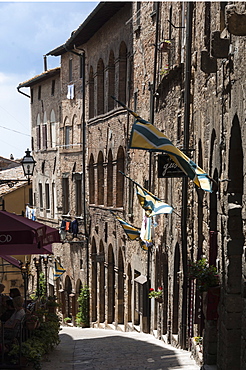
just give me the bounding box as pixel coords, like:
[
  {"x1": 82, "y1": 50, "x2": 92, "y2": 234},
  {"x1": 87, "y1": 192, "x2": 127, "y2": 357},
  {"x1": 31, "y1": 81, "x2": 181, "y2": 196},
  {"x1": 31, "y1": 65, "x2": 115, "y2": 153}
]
[
  {"x1": 41, "y1": 255, "x2": 50, "y2": 296},
  {"x1": 21, "y1": 148, "x2": 36, "y2": 185},
  {"x1": 0, "y1": 148, "x2": 36, "y2": 187}
]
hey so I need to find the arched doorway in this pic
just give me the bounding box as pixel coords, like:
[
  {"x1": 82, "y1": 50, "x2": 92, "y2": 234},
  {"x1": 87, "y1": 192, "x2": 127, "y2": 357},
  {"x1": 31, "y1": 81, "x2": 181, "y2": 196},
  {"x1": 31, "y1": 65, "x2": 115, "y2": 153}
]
[
  {"x1": 99, "y1": 241, "x2": 105, "y2": 323},
  {"x1": 223, "y1": 114, "x2": 244, "y2": 369},
  {"x1": 127, "y1": 264, "x2": 132, "y2": 323},
  {"x1": 91, "y1": 237, "x2": 98, "y2": 322},
  {"x1": 107, "y1": 244, "x2": 115, "y2": 324},
  {"x1": 118, "y1": 248, "x2": 124, "y2": 324},
  {"x1": 64, "y1": 275, "x2": 72, "y2": 318},
  {"x1": 172, "y1": 243, "x2": 180, "y2": 335}
]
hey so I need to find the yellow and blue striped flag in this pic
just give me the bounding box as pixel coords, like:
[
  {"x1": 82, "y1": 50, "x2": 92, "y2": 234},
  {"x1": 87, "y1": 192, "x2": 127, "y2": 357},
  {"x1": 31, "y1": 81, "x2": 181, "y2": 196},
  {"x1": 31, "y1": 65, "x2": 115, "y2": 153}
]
[
  {"x1": 112, "y1": 97, "x2": 212, "y2": 192},
  {"x1": 111, "y1": 212, "x2": 141, "y2": 241},
  {"x1": 54, "y1": 260, "x2": 66, "y2": 280},
  {"x1": 136, "y1": 184, "x2": 173, "y2": 217}
]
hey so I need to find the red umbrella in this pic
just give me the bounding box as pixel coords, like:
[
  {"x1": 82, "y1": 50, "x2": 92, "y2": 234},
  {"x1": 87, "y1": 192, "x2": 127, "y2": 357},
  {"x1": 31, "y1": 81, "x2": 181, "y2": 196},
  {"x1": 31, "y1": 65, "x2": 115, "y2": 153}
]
[{"x1": 0, "y1": 211, "x2": 60, "y2": 255}]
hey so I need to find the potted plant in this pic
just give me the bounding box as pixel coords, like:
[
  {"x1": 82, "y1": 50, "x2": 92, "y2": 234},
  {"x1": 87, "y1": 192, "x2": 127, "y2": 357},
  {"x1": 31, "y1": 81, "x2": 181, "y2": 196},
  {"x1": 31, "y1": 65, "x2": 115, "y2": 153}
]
[
  {"x1": 76, "y1": 286, "x2": 90, "y2": 327},
  {"x1": 188, "y1": 257, "x2": 220, "y2": 293},
  {"x1": 25, "y1": 313, "x2": 39, "y2": 331},
  {"x1": 149, "y1": 287, "x2": 163, "y2": 303}
]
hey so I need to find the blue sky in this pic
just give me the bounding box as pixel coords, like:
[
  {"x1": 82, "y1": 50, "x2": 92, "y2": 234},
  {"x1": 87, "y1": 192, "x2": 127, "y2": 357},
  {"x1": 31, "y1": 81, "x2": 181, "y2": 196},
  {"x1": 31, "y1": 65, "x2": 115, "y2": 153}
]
[{"x1": 0, "y1": 1, "x2": 98, "y2": 160}]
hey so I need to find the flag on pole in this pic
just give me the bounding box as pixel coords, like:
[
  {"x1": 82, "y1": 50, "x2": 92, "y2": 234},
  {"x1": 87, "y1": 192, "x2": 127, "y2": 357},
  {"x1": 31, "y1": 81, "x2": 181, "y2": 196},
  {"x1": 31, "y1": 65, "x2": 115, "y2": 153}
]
[
  {"x1": 136, "y1": 184, "x2": 173, "y2": 217},
  {"x1": 54, "y1": 260, "x2": 66, "y2": 280},
  {"x1": 111, "y1": 211, "x2": 151, "y2": 251},
  {"x1": 112, "y1": 97, "x2": 212, "y2": 192},
  {"x1": 119, "y1": 171, "x2": 173, "y2": 217},
  {"x1": 111, "y1": 211, "x2": 141, "y2": 241}
]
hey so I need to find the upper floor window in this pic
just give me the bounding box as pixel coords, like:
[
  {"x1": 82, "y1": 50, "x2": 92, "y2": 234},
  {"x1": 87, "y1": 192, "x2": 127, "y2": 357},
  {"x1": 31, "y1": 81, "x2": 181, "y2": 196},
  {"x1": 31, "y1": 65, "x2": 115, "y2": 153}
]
[
  {"x1": 69, "y1": 58, "x2": 73, "y2": 82},
  {"x1": 51, "y1": 80, "x2": 55, "y2": 96},
  {"x1": 45, "y1": 183, "x2": 50, "y2": 210},
  {"x1": 89, "y1": 154, "x2": 95, "y2": 204},
  {"x1": 42, "y1": 112, "x2": 47, "y2": 149},
  {"x1": 97, "y1": 151, "x2": 104, "y2": 205},
  {"x1": 118, "y1": 42, "x2": 127, "y2": 103},
  {"x1": 97, "y1": 59, "x2": 104, "y2": 116},
  {"x1": 50, "y1": 110, "x2": 56, "y2": 149},
  {"x1": 108, "y1": 51, "x2": 115, "y2": 112},
  {"x1": 36, "y1": 114, "x2": 41, "y2": 150},
  {"x1": 89, "y1": 66, "x2": 94, "y2": 119},
  {"x1": 38, "y1": 86, "x2": 41, "y2": 100},
  {"x1": 31, "y1": 89, "x2": 33, "y2": 104}
]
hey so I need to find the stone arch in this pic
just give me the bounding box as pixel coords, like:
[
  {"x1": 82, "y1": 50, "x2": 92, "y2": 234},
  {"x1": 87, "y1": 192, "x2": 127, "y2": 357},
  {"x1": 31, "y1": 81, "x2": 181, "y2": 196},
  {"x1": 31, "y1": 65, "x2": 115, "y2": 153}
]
[
  {"x1": 97, "y1": 151, "x2": 104, "y2": 205},
  {"x1": 64, "y1": 275, "x2": 73, "y2": 318},
  {"x1": 107, "y1": 149, "x2": 113, "y2": 206},
  {"x1": 116, "y1": 146, "x2": 125, "y2": 207},
  {"x1": 88, "y1": 154, "x2": 95, "y2": 204},
  {"x1": 99, "y1": 240, "x2": 105, "y2": 323},
  {"x1": 172, "y1": 243, "x2": 180, "y2": 334},
  {"x1": 118, "y1": 248, "x2": 124, "y2": 324},
  {"x1": 108, "y1": 50, "x2": 115, "y2": 111},
  {"x1": 97, "y1": 58, "x2": 104, "y2": 115},
  {"x1": 89, "y1": 66, "x2": 94, "y2": 119},
  {"x1": 127, "y1": 263, "x2": 132, "y2": 323},
  {"x1": 118, "y1": 41, "x2": 127, "y2": 103},
  {"x1": 91, "y1": 237, "x2": 97, "y2": 322},
  {"x1": 107, "y1": 244, "x2": 115, "y2": 324}
]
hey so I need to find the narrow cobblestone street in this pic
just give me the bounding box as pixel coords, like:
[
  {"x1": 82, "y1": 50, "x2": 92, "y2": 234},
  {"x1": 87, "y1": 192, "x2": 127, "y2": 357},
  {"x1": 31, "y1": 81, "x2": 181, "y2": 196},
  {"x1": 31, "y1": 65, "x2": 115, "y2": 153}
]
[{"x1": 41, "y1": 326, "x2": 200, "y2": 370}]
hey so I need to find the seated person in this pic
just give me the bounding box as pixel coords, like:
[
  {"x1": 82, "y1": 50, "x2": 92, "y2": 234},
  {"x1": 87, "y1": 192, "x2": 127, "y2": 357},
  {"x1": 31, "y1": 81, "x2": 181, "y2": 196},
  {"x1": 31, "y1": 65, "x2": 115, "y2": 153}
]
[
  {"x1": 3, "y1": 296, "x2": 25, "y2": 344},
  {"x1": 0, "y1": 300, "x2": 15, "y2": 323},
  {"x1": 9, "y1": 288, "x2": 21, "y2": 299}
]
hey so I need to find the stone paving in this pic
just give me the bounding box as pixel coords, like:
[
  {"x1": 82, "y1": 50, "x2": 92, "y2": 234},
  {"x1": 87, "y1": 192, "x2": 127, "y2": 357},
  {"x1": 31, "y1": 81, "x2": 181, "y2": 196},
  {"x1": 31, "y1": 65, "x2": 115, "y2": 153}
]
[{"x1": 41, "y1": 325, "x2": 200, "y2": 370}]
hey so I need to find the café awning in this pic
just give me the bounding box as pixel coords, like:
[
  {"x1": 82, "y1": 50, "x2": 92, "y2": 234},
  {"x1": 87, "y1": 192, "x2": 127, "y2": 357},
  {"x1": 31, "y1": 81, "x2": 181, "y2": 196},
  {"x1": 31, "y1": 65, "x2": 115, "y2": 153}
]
[{"x1": 0, "y1": 211, "x2": 60, "y2": 255}]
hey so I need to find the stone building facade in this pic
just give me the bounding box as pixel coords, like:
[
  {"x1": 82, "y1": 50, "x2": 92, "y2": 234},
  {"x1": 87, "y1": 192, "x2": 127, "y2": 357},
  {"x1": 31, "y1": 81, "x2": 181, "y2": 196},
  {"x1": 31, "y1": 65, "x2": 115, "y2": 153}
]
[{"x1": 18, "y1": 2, "x2": 246, "y2": 369}]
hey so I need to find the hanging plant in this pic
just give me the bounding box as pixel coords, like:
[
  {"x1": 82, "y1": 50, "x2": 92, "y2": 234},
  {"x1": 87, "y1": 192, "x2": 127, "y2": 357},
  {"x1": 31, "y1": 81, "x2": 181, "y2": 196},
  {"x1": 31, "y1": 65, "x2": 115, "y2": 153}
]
[{"x1": 188, "y1": 258, "x2": 220, "y2": 293}]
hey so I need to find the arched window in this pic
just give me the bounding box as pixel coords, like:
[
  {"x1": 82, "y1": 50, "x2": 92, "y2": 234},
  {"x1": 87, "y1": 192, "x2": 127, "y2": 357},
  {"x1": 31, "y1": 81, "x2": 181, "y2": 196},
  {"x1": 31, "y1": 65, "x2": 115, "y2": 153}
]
[
  {"x1": 43, "y1": 112, "x2": 47, "y2": 149},
  {"x1": 89, "y1": 154, "x2": 95, "y2": 204},
  {"x1": 116, "y1": 146, "x2": 125, "y2": 207},
  {"x1": 107, "y1": 149, "x2": 113, "y2": 206},
  {"x1": 64, "y1": 117, "x2": 71, "y2": 149},
  {"x1": 118, "y1": 42, "x2": 127, "y2": 103},
  {"x1": 97, "y1": 59, "x2": 104, "y2": 116},
  {"x1": 97, "y1": 151, "x2": 104, "y2": 205},
  {"x1": 89, "y1": 66, "x2": 94, "y2": 119},
  {"x1": 37, "y1": 114, "x2": 41, "y2": 150},
  {"x1": 50, "y1": 110, "x2": 56, "y2": 149},
  {"x1": 108, "y1": 51, "x2": 115, "y2": 111}
]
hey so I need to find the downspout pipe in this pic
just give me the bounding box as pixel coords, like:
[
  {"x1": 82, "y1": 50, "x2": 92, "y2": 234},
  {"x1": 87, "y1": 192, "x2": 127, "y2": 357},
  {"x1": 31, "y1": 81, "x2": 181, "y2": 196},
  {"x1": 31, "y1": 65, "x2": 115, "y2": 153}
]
[
  {"x1": 181, "y1": 1, "x2": 193, "y2": 350},
  {"x1": 17, "y1": 86, "x2": 30, "y2": 99}
]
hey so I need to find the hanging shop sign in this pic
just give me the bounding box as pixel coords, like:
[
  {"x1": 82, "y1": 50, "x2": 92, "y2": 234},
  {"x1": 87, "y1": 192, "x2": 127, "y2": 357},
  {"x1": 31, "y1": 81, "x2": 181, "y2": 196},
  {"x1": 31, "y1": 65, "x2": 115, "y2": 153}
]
[{"x1": 157, "y1": 154, "x2": 187, "y2": 178}]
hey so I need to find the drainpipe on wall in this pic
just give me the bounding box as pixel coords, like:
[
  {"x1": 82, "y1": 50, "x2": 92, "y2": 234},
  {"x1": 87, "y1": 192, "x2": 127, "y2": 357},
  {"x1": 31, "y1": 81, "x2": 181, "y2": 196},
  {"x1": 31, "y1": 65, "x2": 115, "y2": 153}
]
[{"x1": 181, "y1": 1, "x2": 193, "y2": 350}]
